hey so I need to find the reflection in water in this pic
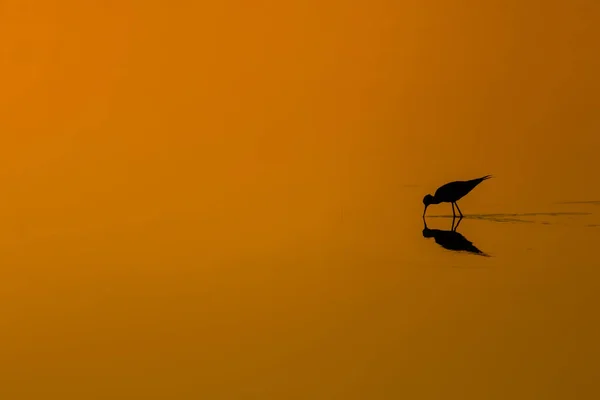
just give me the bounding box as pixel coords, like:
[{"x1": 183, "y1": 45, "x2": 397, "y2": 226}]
[{"x1": 422, "y1": 216, "x2": 489, "y2": 256}]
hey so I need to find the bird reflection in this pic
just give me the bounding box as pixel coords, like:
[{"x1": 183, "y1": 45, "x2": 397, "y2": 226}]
[{"x1": 422, "y1": 216, "x2": 489, "y2": 256}]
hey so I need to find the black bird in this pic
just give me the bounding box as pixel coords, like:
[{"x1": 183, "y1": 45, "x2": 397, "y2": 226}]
[
  {"x1": 422, "y1": 217, "x2": 489, "y2": 256},
  {"x1": 423, "y1": 175, "x2": 492, "y2": 217}
]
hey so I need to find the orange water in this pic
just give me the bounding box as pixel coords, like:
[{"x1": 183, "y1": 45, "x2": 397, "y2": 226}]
[{"x1": 1, "y1": 1, "x2": 599, "y2": 398}]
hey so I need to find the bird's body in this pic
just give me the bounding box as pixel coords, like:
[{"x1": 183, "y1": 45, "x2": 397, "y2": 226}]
[{"x1": 423, "y1": 175, "x2": 492, "y2": 217}]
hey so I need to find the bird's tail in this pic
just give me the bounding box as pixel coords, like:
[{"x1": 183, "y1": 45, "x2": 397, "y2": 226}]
[{"x1": 481, "y1": 175, "x2": 493, "y2": 181}]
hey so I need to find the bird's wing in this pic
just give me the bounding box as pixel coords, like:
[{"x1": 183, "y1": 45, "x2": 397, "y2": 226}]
[
  {"x1": 466, "y1": 175, "x2": 492, "y2": 186},
  {"x1": 433, "y1": 180, "x2": 460, "y2": 199},
  {"x1": 433, "y1": 175, "x2": 492, "y2": 201}
]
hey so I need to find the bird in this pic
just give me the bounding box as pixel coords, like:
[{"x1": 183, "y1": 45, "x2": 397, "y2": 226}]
[
  {"x1": 422, "y1": 216, "x2": 489, "y2": 256},
  {"x1": 422, "y1": 175, "x2": 492, "y2": 218}
]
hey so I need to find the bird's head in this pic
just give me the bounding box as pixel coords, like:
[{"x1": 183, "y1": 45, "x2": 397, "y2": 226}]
[
  {"x1": 422, "y1": 228, "x2": 434, "y2": 238},
  {"x1": 422, "y1": 194, "x2": 434, "y2": 217},
  {"x1": 422, "y1": 217, "x2": 433, "y2": 238}
]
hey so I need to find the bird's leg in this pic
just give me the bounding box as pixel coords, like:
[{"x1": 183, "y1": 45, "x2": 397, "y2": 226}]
[
  {"x1": 451, "y1": 203, "x2": 456, "y2": 218},
  {"x1": 454, "y1": 216, "x2": 463, "y2": 231},
  {"x1": 455, "y1": 202, "x2": 464, "y2": 218}
]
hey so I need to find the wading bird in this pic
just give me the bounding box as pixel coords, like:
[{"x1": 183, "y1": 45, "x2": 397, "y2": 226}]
[{"x1": 423, "y1": 175, "x2": 492, "y2": 217}]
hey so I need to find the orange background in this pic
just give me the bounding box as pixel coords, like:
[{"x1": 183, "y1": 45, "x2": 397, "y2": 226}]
[{"x1": 1, "y1": 1, "x2": 599, "y2": 398}]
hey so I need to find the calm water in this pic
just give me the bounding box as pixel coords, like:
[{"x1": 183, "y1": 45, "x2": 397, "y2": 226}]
[
  {"x1": 2, "y1": 0, "x2": 599, "y2": 398},
  {"x1": 2, "y1": 183, "x2": 600, "y2": 399}
]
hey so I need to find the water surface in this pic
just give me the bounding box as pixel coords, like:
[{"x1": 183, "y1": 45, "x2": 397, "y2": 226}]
[{"x1": 1, "y1": 0, "x2": 599, "y2": 398}]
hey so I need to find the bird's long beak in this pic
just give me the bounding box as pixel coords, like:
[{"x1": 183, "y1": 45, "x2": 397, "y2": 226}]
[{"x1": 423, "y1": 205, "x2": 428, "y2": 217}]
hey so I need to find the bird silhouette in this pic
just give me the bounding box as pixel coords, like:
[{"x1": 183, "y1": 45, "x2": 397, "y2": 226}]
[
  {"x1": 422, "y1": 217, "x2": 489, "y2": 256},
  {"x1": 423, "y1": 175, "x2": 492, "y2": 217}
]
